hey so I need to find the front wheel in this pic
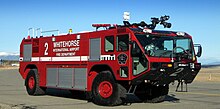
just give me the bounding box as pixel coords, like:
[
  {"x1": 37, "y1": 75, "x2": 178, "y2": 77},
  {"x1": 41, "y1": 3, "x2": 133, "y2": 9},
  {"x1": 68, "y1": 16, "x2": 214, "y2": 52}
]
[
  {"x1": 136, "y1": 83, "x2": 169, "y2": 103},
  {"x1": 25, "y1": 69, "x2": 46, "y2": 95},
  {"x1": 91, "y1": 71, "x2": 126, "y2": 106}
]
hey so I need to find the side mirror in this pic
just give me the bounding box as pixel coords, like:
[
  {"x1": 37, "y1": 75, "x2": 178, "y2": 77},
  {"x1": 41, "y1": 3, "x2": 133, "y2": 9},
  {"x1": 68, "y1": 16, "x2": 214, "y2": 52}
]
[{"x1": 194, "y1": 44, "x2": 202, "y2": 57}]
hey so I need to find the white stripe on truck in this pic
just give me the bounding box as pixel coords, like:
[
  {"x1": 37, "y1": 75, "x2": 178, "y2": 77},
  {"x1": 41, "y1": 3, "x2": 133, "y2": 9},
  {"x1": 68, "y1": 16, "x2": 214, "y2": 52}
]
[{"x1": 20, "y1": 55, "x2": 115, "y2": 62}]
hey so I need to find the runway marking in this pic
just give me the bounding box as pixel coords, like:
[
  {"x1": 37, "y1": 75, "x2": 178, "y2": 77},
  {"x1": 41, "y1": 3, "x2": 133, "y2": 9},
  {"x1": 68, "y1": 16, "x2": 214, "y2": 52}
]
[{"x1": 174, "y1": 92, "x2": 220, "y2": 97}]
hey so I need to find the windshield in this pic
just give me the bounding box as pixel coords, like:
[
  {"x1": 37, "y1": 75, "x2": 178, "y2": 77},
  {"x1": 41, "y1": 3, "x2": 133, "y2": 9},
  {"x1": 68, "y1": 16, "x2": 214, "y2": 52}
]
[{"x1": 135, "y1": 34, "x2": 193, "y2": 58}]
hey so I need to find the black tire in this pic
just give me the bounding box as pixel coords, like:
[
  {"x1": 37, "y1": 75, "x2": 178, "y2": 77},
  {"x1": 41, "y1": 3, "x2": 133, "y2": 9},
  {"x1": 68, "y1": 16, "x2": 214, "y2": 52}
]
[
  {"x1": 91, "y1": 71, "x2": 126, "y2": 106},
  {"x1": 136, "y1": 83, "x2": 169, "y2": 103},
  {"x1": 25, "y1": 69, "x2": 46, "y2": 95},
  {"x1": 145, "y1": 95, "x2": 166, "y2": 103},
  {"x1": 146, "y1": 85, "x2": 169, "y2": 103}
]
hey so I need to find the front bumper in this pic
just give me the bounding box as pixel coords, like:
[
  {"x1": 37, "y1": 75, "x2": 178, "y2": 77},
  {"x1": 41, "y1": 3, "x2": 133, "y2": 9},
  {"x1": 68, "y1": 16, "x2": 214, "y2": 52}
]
[{"x1": 132, "y1": 62, "x2": 201, "y2": 85}]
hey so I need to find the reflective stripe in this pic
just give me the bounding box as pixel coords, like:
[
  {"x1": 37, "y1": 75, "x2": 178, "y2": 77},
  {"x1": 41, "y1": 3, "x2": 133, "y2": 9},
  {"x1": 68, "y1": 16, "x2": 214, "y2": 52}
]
[
  {"x1": 52, "y1": 56, "x2": 80, "y2": 61},
  {"x1": 100, "y1": 55, "x2": 115, "y2": 60},
  {"x1": 32, "y1": 57, "x2": 39, "y2": 61},
  {"x1": 40, "y1": 57, "x2": 52, "y2": 61},
  {"x1": 20, "y1": 56, "x2": 89, "y2": 62},
  {"x1": 81, "y1": 56, "x2": 89, "y2": 61}
]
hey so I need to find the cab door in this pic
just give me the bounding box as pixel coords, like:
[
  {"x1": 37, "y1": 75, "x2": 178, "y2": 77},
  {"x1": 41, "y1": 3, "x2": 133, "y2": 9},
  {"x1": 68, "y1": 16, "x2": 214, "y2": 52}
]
[{"x1": 115, "y1": 34, "x2": 130, "y2": 79}]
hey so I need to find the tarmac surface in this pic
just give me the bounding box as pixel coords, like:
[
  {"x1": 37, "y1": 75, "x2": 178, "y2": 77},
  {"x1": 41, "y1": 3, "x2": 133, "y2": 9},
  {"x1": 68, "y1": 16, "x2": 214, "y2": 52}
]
[{"x1": 0, "y1": 69, "x2": 220, "y2": 109}]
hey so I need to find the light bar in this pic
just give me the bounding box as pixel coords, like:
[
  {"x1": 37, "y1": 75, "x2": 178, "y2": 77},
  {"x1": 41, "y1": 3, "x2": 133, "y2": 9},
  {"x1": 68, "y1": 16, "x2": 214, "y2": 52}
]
[
  {"x1": 143, "y1": 28, "x2": 152, "y2": 33},
  {"x1": 92, "y1": 24, "x2": 111, "y2": 28},
  {"x1": 176, "y1": 32, "x2": 185, "y2": 36}
]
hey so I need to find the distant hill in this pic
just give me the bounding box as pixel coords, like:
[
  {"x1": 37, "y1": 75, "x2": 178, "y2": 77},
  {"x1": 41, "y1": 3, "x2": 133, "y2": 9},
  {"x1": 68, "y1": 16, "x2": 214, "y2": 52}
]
[
  {"x1": 0, "y1": 52, "x2": 19, "y2": 61},
  {"x1": 201, "y1": 60, "x2": 220, "y2": 68},
  {"x1": 202, "y1": 64, "x2": 220, "y2": 68},
  {"x1": 202, "y1": 62, "x2": 220, "y2": 68}
]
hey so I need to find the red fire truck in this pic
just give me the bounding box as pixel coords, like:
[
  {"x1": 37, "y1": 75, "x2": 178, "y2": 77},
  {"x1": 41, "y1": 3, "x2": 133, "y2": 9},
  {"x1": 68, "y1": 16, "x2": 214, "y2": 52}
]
[{"x1": 19, "y1": 14, "x2": 202, "y2": 106}]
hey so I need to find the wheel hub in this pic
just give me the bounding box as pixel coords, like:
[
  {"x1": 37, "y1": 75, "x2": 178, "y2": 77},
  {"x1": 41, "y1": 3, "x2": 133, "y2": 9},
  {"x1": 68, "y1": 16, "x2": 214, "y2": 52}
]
[
  {"x1": 28, "y1": 76, "x2": 35, "y2": 89},
  {"x1": 98, "y1": 81, "x2": 113, "y2": 98}
]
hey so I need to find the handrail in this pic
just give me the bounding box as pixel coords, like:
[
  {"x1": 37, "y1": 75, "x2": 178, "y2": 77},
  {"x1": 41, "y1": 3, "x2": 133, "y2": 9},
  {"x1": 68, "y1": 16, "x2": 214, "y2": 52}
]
[
  {"x1": 28, "y1": 28, "x2": 34, "y2": 37},
  {"x1": 41, "y1": 29, "x2": 59, "y2": 35}
]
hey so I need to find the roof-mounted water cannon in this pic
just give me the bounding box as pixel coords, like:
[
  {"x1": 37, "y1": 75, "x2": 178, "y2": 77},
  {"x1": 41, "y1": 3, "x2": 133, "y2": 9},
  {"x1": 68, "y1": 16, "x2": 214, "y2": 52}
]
[
  {"x1": 120, "y1": 14, "x2": 172, "y2": 30},
  {"x1": 148, "y1": 15, "x2": 172, "y2": 29},
  {"x1": 159, "y1": 15, "x2": 172, "y2": 28}
]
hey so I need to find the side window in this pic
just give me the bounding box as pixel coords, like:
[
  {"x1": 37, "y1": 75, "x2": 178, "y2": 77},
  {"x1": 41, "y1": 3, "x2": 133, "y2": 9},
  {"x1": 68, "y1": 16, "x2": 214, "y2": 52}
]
[
  {"x1": 117, "y1": 35, "x2": 129, "y2": 51},
  {"x1": 105, "y1": 36, "x2": 114, "y2": 52}
]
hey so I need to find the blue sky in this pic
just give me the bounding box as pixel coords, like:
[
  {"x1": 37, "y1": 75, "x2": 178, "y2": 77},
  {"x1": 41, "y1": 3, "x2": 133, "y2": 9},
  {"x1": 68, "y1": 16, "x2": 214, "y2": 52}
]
[{"x1": 0, "y1": 0, "x2": 220, "y2": 64}]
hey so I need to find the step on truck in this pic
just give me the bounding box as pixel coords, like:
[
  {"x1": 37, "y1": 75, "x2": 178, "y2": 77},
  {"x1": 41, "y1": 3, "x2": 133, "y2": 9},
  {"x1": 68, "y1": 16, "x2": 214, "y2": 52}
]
[{"x1": 19, "y1": 13, "x2": 202, "y2": 106}]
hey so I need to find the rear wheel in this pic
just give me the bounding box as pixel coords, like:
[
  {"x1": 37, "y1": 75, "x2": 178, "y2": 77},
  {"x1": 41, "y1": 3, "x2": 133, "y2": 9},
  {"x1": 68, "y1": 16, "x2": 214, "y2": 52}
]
[
  {"x1": 91, "y1": 71, "x2": 126, "y2": 106},
  {"x1": 25, "y1": 69, "x2": 46, "y2": 95}
]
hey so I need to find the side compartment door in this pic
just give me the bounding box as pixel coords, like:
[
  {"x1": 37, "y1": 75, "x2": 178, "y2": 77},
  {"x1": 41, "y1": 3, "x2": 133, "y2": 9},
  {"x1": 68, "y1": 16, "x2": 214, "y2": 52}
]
[
  {"x1": 23, "y1": 44, "x2": 32, "y2": 61},
  {"x1": 46, "y1": 67, "x2": 87, "y2": 90},
  {"x1": 89, "y1": 38, "x2": 101, "y2": 61}
]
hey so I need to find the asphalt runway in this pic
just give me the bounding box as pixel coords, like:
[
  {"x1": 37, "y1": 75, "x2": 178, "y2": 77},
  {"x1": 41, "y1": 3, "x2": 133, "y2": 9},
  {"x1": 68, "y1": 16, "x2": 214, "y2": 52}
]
[{"x1": 0, "y1": 69, "x2": 220, "y2": 109}]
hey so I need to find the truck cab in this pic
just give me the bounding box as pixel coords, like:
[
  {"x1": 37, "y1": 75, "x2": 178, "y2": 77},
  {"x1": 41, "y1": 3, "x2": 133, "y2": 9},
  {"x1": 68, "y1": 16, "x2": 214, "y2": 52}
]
[{"x1": 130, "y1": 29, "x2": 202, "y2": 85}]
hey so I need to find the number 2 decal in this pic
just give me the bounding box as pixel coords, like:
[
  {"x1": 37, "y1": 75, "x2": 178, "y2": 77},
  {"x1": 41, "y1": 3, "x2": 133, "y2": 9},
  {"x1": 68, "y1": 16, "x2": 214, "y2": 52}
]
[{"x1": 44, "y1": 42, "x2": 49, "y2": 55}]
